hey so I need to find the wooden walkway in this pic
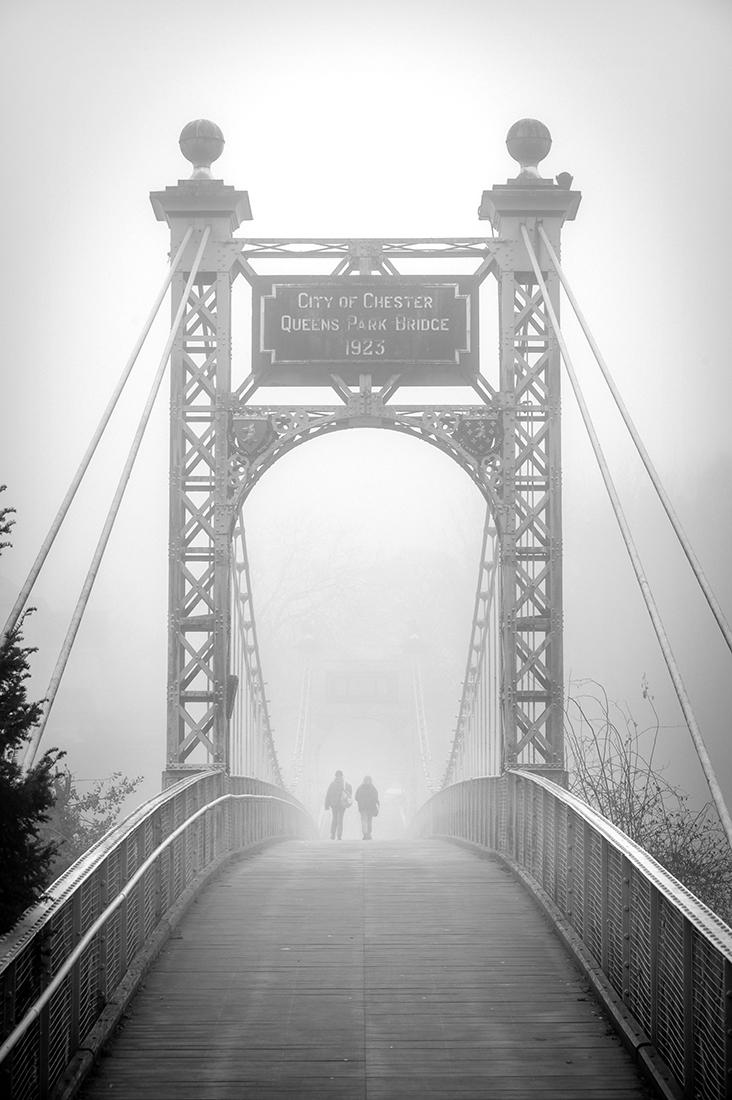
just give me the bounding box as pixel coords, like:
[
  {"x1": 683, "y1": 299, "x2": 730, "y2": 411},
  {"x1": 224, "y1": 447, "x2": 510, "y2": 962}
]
[{"x1": 80, "y1": 840, "x2": 651, "y2": 1099}]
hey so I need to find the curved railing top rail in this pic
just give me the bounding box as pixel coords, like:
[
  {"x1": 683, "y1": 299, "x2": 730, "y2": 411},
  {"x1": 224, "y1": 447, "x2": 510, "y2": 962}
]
[
  {"x1": 0, "y1": 772, "x2": 218, "y2": 968},
  {"x1": 0, "y1": 792, "x2": 312, "y2": 1067},
  {"x1": 513, "y1": 769, "x2": 732, "y2": 959},
  {"x1": 411, "y1": 772, "x2": 732, "y2": 1099},
  {"x1": 0, "y1": 772, "x2": 315, "y2": 1100},
  {"x1": 0, "y1": 771, "x2": 300, "y2": 971}
]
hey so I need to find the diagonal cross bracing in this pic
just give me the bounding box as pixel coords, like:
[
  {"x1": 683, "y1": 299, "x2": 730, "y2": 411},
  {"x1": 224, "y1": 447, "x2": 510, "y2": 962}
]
[
  {"x1": 499, "y1": 266, "x2": 563, "y2": 771},
  {"x1": 167, "y1": 269, "x2": 232, "y2": 771},
  {"x1": 157, "y1": 210, "x2": 568, "y2": 786},
  {"x1": 164, "y1": 237, "x2": 280, "y2": 785}
]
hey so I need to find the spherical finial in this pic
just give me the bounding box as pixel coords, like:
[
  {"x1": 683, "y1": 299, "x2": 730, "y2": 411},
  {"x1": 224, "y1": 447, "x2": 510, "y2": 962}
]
[
  {"x1": 506, "y1": 119, "x2": 552, "y2": 179},
  {"x1": 179, "y1": 120, "x2": 225, "y2": 179}
]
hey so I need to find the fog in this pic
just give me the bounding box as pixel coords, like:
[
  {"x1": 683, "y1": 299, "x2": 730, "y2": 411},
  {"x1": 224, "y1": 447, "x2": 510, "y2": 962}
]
[
  {"x1": 243, "y1": 431, "x2": 485, "y2": 832},
  {"x1": 0, "y1": 0, "x2": 731, "y2": 816}
]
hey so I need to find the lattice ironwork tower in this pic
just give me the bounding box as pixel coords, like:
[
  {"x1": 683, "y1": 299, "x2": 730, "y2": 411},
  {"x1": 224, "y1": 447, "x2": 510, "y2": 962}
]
[
  {"x1": 478, "y1": 148, "x2": 579, "y2": 777},
  {"x1": 151, "y1": 118, "x2": 580, "y2": 786},
  {"x1": 151, "y1": 139, "x2": 253, "y2": 782}
]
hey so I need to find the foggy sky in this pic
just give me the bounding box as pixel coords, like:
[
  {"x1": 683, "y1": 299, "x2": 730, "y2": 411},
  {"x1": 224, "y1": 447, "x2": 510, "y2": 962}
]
[{"x1": 0, "y1": 0, "x2": 731, "y2": 811}]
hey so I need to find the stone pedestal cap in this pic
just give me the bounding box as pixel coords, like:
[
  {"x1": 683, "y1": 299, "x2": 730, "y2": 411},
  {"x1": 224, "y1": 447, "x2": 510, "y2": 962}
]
[{"x1": 478, "y1": 119, "x2": 581, "y2": 231}]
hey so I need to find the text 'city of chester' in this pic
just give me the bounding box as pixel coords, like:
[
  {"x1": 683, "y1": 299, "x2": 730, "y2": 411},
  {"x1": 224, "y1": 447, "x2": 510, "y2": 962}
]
[{"x1": 252, "y1": 278, "x2": 477, "y2": 386}]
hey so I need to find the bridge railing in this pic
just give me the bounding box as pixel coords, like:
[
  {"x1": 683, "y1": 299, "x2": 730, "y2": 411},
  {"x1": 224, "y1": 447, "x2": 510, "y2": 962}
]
[
  {"x1": 0, "y1": 772, "x2": 316, "y2": 1100},
  {"x1": 409, "y1": 771, "x2": 732, "y2": 1100}
]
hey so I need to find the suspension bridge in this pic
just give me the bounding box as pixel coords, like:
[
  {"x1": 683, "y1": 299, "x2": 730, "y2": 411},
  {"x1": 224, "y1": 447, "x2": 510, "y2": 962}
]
[{"x1": 1, "y1": 119, "x2": 732, "y2": 1100}]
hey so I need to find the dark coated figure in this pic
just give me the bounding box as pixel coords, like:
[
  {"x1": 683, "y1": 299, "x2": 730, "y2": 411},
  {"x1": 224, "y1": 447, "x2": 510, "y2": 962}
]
[
  {"x1": 324, "y1": 769, "x2": 352, "y2": 840},
  {"x1": 355, "y1": 775, "x2": 380, "y2": 840}
]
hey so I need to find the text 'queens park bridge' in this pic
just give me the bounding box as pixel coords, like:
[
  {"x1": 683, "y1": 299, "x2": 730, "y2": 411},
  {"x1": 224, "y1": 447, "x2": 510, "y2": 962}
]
[{"x1": 2, "y1": 120, "x2": 732, "y2": 1100}]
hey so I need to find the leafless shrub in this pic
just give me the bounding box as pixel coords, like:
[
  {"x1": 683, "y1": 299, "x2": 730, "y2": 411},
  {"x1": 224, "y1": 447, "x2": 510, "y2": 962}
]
[{"x1": 565, "y1": 678, "x2": 732, "y2": 924}]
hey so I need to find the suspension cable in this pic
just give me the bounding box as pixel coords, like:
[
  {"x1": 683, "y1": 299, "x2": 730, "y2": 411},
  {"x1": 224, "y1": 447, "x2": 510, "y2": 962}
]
[
  {"x1": 537, "y1": 224, "x2": 732, "y2": 660},
  {"x1": 1, "y1": 227, "x2": 194, "y2": 649},
  {"x1": 520, "y1": 223, "x2": 732, "y2": 851},
  {"x1": 412, "y1": 661, "x2": 438, "y2": 791},
  {"x1": 443, "y1": 510, "x2": 496, "y2": 787},
  {"x1": 23, "y1": 228, "x2": 211, "y2": 770},
  {"x1": 290, "y1": 657, "x2": 312, "y2": 792},
  {"x1": 231, "y1": 516, "x2": 283, "y2": 787}
]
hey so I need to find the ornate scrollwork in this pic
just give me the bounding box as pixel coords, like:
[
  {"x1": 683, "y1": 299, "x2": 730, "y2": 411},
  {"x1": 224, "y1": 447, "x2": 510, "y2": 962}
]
[
  {"x1": 228, "y1": 407, "x2": 348, "y2": 498},
  {"x1": 227, "y1": 402, "x2": 505, "y2": 519},
  {"x1": 421, "y1": 410, "x2": 504, "y2": 508}
]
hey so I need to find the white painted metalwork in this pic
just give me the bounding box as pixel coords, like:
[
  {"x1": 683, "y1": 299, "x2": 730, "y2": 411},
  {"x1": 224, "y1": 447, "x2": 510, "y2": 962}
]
[
  {"x1": 410, "y1": 772, "x2": 732, "y2": 1100},
  {"x1": 227, "y1": 216, "x2": 571, "y2": 780},
  {"x1": 411, "y1": 663, "x2": 438, "y2": 792},
  {"x1": 443, "y1": 511, "x2": 500, "y2": 786},
  {"x1": 161, "y1": 212, "x2": 569, "y2": 783},
  {"x1": 229, "y1": 516, "x2": 282, "y2": 785},
  {"x1": 0, "y1": 774, "x2": 314, "y2": 1097},
  {"x1": 5, "y1": 771, "x2": 730, "y2": 1100},
  {"x1": 289, "y1": 657, "x2": 312, "y2": 793}
]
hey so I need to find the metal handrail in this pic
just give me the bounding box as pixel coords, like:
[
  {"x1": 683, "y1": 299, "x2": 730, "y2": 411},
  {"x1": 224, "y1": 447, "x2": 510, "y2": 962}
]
[
  {"x1": 520, "y1": 771, "x2": 732, "y2": 954},
  {"x1": 0, "y1": 773, "x2": 315, "y2": 1100},
  {"x1": 0, "y1": 794, "x2": 305, "y2": 1065},
  {"x1": 0, "y1": 772, "x2": 209, "y2": 969},
  {"x1": 409, "y1": 771, "x2": 732, "y2": 1098}
]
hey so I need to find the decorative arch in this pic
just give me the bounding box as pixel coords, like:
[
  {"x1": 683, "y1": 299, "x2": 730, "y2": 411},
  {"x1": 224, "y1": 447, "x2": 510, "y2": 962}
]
[{"x1": 227, "y1": 397, "x2": 504, "y2": 526}]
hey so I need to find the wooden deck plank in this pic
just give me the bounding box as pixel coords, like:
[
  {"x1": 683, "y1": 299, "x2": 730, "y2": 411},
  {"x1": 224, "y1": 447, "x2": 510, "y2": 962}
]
[{"x1": 80, "y1": 840, "x2": 652, "y2": 1100}]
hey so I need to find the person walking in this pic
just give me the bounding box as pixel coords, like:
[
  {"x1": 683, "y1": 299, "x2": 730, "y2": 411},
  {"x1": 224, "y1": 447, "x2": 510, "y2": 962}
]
[
  {"x1": 324, "y1": 769, "x2": 352, "y2": 840},
  {"x1": 355, "y1": 775, "x2": 379, "y2": 840}
]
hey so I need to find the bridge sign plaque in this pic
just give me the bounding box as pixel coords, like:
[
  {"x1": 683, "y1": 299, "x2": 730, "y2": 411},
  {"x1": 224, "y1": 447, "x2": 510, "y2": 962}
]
[{"x1": 252, "y1": 277, "x2": 476, "y2": 385}]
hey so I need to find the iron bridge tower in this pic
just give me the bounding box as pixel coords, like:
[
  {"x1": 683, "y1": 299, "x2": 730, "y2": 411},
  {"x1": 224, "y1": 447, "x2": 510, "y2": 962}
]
[{"x1": 150, "y1": 118, "x2": 580, "y2": 787}]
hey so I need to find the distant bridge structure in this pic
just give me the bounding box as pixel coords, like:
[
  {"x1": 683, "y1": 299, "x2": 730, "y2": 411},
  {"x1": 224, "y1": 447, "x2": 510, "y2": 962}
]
[{"x1": 1, "y1": 119, "x2": 732, "y2": 1099}]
